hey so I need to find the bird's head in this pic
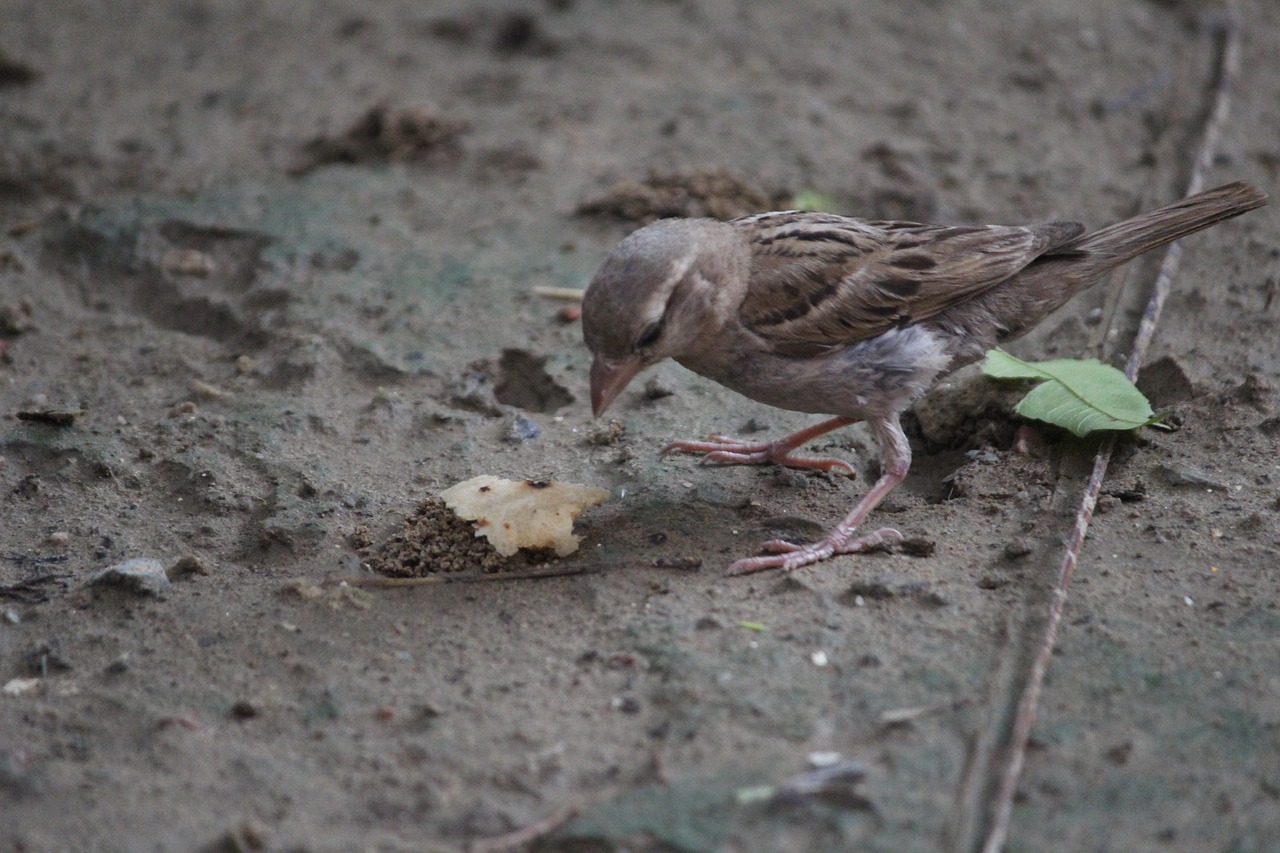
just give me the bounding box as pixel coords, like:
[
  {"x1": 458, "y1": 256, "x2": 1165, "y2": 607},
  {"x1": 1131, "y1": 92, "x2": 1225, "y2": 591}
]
[{"x1": 581, "y1": 218, "x2": 747, "y2": 416}]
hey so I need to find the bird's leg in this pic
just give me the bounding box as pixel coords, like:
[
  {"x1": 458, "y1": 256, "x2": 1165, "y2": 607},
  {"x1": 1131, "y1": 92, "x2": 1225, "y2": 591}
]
[
  {"x1": 727, "y1": 417, "x2": 910, "y2": 575},
  {"x1": 662, "y1": 416, "x2": 859, "y2": 476}
]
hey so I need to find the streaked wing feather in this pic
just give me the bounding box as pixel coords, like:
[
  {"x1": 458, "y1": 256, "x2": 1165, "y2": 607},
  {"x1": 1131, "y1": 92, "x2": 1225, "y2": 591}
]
[{"x1": 732, "y1": 212, "x2": 1084, "y2": 354}]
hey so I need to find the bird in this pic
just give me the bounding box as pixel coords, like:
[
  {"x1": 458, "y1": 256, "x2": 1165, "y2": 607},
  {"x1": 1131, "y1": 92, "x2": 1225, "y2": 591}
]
[{"x1": 580, "y1": 181, "x2": 1268, "y2": 575}]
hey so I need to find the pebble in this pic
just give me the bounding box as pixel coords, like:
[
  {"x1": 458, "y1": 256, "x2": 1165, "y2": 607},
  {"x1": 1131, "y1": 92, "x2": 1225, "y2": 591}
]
[
  {"x1": 161, "y1": 248, "x2": 216, "y2": 277},
  {"x1": 808, "y1": 751, "x2": 842, "y2": 767},
  {"x1": 168, "y1": 555, "x2": 209, "y2": 578},
  {"x1": 1004, "y1": 538, "x2": 1035, "y2": 559},
  {"x1": 190, "y1": 379, "x2": 230, "y2": 400},
  {"x1": 230, "y1": 700, "x2": 260, "y2": 720},
  {"x1": 502, "y1": 414, "x2": 540, "y2": 443},
  {"x1": 642, "y1": 377, "x2": 675, "y2": 400},
  {"x1": 1159, "y1": 464, "x2": 1230, "y2": 491},
  {"x1": 104, "y1": 656, "x2": 130, "y2": 675},
  {"x1": 586, "y1": 419, "x2": 625, "y2": 446},
  {"x1": 87, "y1": 558, "x2": 172, "y2": 595},
  {"x1": 2, "y1": 678, "x2": 40, "y2": 696}
]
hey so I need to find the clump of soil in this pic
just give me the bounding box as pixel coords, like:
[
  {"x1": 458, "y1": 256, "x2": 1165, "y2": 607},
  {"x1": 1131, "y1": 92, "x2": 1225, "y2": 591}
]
[
  {"x1": 577, "y1": 166, "x2": 781, "y2": 223},
  {"x1": 293, "y1": 104, "x2": 471, "y2": 174},
  {"x1": 362, "y1": 497, "x2": 510, "y2": 576},
  {"x1": 448, "y1": 348, "x2": 574, "y2": 417},
  {"x1": 907, "y1": 373, "x2": 1028, "y2": 453},
  {"x1": 0, "y1": 53, "x2": 39, "y2": 87}
]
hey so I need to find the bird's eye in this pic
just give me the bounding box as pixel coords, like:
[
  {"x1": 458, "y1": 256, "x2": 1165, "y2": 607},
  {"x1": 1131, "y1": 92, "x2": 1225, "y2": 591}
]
[{"x1": 636, "y1": 321, "x2": 663, "y2": 349}]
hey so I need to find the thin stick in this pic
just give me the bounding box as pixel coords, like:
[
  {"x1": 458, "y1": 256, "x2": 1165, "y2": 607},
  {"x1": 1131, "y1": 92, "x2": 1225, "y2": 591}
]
[
  {"x1": 344, "y1": 565, "x2": 590, "y2": 587},
  {"x1": 467, "y1": 804, "x2": 581, "y2": 853},
  {"x1": 531, "y1": 286, "x2": 586, "y2": 301},
  {"x1": 1122, "y1": 17, "x2": 1240, "y2": 382},
  {"x1": 981, "y1": 11, "x2": 1243, "y2": 853}
]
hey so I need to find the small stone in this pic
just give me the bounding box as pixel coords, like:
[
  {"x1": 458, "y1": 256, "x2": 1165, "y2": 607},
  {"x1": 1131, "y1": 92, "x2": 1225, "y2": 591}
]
[
  {"x1": 1159, "y1": 464, "x2": 1230, "y2": 491},
  {"x1": 168, "y1": 555, "x2": 209, "y2": 578},
  {"x1": 230, "y1": 700, "x2": 260, "y2": 720},
  {"x1": 47, "y1": 531, "x2": 70, "y2": 546},
  {"x1": 161, "y1": 248, "x2": 216, "y2": 277},
  {"x1": 190, "y1": 379, "x2": 230, "y2": 400},
  {"x1": 88, "y1": 558, "x2": 172, "y2": 595},
  {"x1": 642, "y1": 377, "x2": 675, "y2": 400},
  {"x1": 808, "y1": 751, "x2": 843, "y2": 768},
  {"x1": 1004, "y1": 538, "x2": 1035, "y2": 559},
  {"x1": 104, "y1": 655, "x2": 130, "y2": 675},
  {"x1": 586, "y1": 419, "x2": 625, "y2": 446},
  {"x1": 23, "y1": 641, "x2": 71, "y2": 676},
  {"x1": 2, "y1": 678, "x2": 40, "y2": 696},
  {"x1": 502, "y1": 414, "x2": 540, "y2": 443},
  {"x1": 897, "y1": 537, "x2": 936, "y2": 557}
]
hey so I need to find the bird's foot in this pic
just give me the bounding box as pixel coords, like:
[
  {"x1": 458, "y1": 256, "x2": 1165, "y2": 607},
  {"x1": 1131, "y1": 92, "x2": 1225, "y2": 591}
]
[
  {"x1": 661, "y1": 435, "x2": 857, "y2": 477},
  {"x1": 726, "y1": 527, "x2": 903, "y2": 576}
]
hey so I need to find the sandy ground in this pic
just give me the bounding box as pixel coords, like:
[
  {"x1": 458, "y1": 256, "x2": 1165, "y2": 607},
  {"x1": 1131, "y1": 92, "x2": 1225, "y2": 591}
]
[{"x1": 3, "y1": 2, "x2": 1280, "y2": 851}]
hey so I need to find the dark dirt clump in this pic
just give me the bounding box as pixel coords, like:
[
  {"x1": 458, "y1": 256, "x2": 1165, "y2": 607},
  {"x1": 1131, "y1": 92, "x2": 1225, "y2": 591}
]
[
  {"x1": 362, "y1": 497, "x2": 509, "y2": 576},
  {"x1": 293, "y1": 104, "x2": 471, "y2": 174},
  {"x1": 577, "y1": 167, "x2": 781, "y2": 223}
]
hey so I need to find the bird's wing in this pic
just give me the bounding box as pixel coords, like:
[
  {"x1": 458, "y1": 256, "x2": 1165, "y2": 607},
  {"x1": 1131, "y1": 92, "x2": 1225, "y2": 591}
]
[{"x1": 732, "y1": 211, "x2": 1084, "y2": 356}]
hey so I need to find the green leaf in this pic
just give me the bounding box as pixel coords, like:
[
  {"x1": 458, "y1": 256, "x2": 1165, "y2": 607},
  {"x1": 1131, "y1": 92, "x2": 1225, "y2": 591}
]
[
  {"x1": 790, "y1": 190, "x2": 837, "y2": 213},
  {"x1": 980, "y1": 349, "x2": 1163, "y2": 437}
]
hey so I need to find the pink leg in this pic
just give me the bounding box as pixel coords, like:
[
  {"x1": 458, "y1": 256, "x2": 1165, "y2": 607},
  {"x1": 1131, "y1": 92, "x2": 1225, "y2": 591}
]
[
  {"x1": 662, "y1": 416, "x2": 859, "y2": 477},
  {"x1": 727, "y1": 416, "x2": 910, "y2": 575}
]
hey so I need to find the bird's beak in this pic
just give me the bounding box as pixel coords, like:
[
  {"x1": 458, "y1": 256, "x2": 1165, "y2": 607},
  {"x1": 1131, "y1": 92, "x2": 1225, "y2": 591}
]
[{"x1": 589, "y1": 355, "x2": 643, "y2": 417}]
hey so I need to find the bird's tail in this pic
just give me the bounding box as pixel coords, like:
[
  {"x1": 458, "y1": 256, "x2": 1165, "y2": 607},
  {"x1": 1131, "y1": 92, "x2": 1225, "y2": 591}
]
[
  {"x1": 1057, "y1": 180, "x2": 1267, "y2": 267},
  {"x1": 943, "y1": 181, "x2": 1267, "y2": 361}
]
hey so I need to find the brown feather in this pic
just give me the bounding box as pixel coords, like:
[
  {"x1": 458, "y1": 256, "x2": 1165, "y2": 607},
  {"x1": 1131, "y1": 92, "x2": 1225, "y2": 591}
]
[{"x1": 732, "y1": 211, "x2": 1084, "y2": 351}]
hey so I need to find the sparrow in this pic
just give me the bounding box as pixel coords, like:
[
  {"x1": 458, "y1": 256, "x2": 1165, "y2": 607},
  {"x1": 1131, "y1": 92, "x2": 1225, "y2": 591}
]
[{"x1": 581, "y1": 181, "x2": 1268, "y2": 575}]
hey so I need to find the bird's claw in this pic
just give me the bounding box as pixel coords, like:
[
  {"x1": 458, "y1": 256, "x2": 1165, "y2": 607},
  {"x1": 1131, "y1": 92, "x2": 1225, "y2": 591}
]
[
  {"x1": 661, "y1": 435, "x2": 768, "y2": 458},
  {"x1": 662, "y1": 436, "x2": 856, "y2": 476},
  {"x1": 726, "y1": 527, "x2": 904, "y2": 575}
]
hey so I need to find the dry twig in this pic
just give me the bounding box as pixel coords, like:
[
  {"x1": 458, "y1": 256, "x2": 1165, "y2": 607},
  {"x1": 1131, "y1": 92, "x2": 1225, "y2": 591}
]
[
  {"x1": 981, "y1": 10, "x2": 1245, "y2": 852},
  {"x1": 466, "y1": 804, "x2": 580, "y2": 853},
  {"x1": 344, "y1": 565, "x2": 590, "y2": 587}
]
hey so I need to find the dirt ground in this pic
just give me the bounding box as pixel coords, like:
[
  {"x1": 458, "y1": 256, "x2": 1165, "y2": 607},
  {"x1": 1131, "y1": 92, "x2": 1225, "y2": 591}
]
[{"x1": 3, "y1": 2, "x2": 1279, "y2": 851}]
